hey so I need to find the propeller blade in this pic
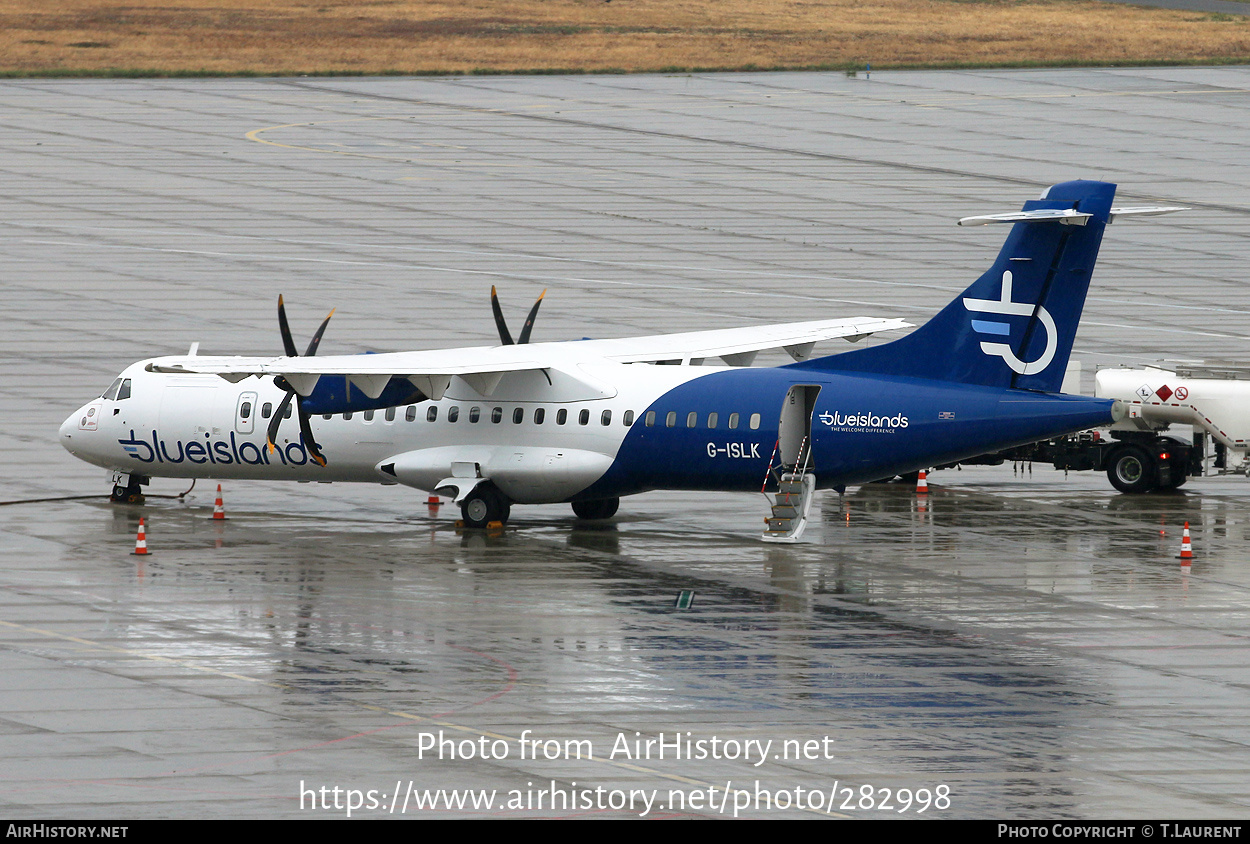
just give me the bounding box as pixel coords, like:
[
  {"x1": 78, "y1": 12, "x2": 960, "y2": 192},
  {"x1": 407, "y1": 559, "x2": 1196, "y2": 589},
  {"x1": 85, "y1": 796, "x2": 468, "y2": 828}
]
[
  {"x1": 277, "y1": 295, "x2": 298, "y2": 357},
  {"x1": 490, "y1": 285, "x2": 515, "y2": 346},
  {"x1": 266, "y1": 391, "x2": 295, "y2": 454},
  {"x1": 517, "y1": 289, "x2": 546, "y2": 345},
  {"x1": 297, "y1": 406, "x2": 327, "y2": 467},
  {"x1": 272, "y1": 298, "x2": 333, "y2": 465},
  {"x1": 303, "y1": 309, "x2": 335, "y2": 357}
]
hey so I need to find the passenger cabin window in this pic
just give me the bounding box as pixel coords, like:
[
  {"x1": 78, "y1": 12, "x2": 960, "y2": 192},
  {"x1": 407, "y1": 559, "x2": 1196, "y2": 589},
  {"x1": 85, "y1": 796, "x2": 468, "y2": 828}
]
[
  {"x1": 323, "y1": 414, "x2": 333, "y2": 420},
  {"x1": 686, "y1": 411, "x2": 697, "y2": 428},
  {"x1": 750, "y1": 413, "x2": 761, "y2": 430},
  {"x1": 729, "y1": 412, "x2": 740, "y2": 429},
  {"x1": 513, "y1": 408, "x2": 524, "y2": 424},
  {"x1": 385, "y1": 407, "x2": 396, "y2": 422},
  {"x1": 601, "y1": 410, "x2": 612, "y2": 426},
  {"x1": 363, "y1": 410, "x2": 374, "y2": 421},
  {"x1": 579, "y1": 409, "x2": 590, "y2": 426},
  {"x1": 261, "y1": 402, "x2": 272, "y2": 419},
  {"x1": 343, "y1": 411, "x2": 353, "y2": 420},
  {"x1": 556, "y1": 409, "x2": 568, "y2": 425},
  {"x1": 707, "y1": 412, "x2": 718, "y2": 428},
  {"x1": 283, "y1": 403, "x2": 292, "y2": 419},
  {"x1": 665, "y1": 411, "x2": 676, "y2": 428},
  {"x1": 469, "y1": 407, "x2": 480, "y2": 423},
  {"x1": 491, "y1": 407, "x2": 503, "y2": 424},
  {"x1": 423, "y1": 406, "x2": 435, "y2": 422},
  {"x1": 645, "y1": 411, "x2": 655, "y2": 427},
  {"x1": 534, "y1": 408, "x2": 545, "y2": 425},
  {"x1": 623, "y1": 410, "x2": 635, "y2": 426},
  {"x1": 448, "y1": 406, "x2": 460, "y2": 423},
  {"x1": 240, "y1": 401, "x2": 252, "y2": 420}
]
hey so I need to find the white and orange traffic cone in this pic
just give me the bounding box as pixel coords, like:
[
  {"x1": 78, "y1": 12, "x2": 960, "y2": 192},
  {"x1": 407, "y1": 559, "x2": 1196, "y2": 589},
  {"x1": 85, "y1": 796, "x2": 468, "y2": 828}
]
[
  {"x1": 427, "y1": 495, "x2": 441, "y2": 508},
  {"x1": 1179, "y1": 520, "x2": 1193, "y2": 563},
  {"x1": 132, "y1": 517, "x2": 150, "y2": 556},
  {"x1": 916, "y1": 470, "x2": 929, "y2": 494},
  {"x1": 212, "y1": 484, "x2": 226, "y2": 520}
]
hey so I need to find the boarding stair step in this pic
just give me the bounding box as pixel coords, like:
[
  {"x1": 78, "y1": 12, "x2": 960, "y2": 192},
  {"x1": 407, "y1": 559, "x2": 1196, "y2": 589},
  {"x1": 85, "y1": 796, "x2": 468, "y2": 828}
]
[{"x1": 762, "y1": 471, "x2": 817, "y2": 543}]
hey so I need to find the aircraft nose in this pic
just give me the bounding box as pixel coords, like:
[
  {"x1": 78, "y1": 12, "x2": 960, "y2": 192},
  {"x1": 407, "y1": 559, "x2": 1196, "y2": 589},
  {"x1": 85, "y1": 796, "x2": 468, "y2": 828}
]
[
  {"x1": 59, "y1": 411, "x2": 79, "y2": 451},
  {"x1": 60, "y1": 402, "x2": 99, "y2": 453}
]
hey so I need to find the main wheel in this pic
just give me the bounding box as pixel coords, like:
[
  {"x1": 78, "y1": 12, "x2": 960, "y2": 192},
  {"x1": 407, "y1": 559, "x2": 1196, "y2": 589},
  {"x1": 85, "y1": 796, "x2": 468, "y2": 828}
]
[
  {"x1": 1107, "y1": 445, "x2": 1157, "y2": 493},
  {"x1": 460, "y1": 484, "x2": 510, "y2": 528},
  {"x1": 572, "y1": 497, "x2": 619, "y2": 520}
]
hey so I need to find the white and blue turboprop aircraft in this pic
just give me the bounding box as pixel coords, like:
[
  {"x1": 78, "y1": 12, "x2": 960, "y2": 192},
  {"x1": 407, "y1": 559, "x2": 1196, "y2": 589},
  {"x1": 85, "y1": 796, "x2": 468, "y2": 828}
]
[{"x1": 60, "y1": 181, "x2": 1181, "y2": 540}]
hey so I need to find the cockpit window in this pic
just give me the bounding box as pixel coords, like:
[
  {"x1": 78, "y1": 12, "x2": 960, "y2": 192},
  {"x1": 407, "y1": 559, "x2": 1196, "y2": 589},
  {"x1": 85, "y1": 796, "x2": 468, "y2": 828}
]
[
  {"x1": 116, "y1": 379, "x2": 132, "y2": 401},
  {"x1": 102, "y1": 378, "x2": 123, "y2": 401}
]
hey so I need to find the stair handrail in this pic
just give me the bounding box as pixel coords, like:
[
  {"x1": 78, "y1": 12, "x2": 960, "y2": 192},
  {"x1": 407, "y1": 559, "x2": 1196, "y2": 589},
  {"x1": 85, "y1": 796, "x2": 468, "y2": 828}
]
[
  {"x1": 761, "y1": 438, "x2": 780, "y2": 494},
  {"x1": 797, "y1": 434, "x2": 812, "y2": 477}
]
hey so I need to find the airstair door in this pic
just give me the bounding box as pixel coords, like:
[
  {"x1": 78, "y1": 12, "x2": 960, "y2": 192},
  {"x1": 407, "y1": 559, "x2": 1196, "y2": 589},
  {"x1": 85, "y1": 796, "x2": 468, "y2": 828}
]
[{"x1": 777, "y1": 385, "x2": 821, "y2": 468}]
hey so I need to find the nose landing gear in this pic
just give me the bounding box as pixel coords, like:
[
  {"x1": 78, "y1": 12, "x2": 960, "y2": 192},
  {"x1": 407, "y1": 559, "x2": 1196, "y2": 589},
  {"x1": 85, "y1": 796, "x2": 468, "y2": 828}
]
[{"x1": 110, "y1": 474, "x2": 148, "y2": 505}]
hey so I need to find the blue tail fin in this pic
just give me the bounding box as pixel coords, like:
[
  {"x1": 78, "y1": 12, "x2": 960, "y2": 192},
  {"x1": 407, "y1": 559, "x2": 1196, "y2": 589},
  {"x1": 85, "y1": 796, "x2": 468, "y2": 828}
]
[{"x1": 798, "y1": 180, "x2": 1116, "y2": 393}]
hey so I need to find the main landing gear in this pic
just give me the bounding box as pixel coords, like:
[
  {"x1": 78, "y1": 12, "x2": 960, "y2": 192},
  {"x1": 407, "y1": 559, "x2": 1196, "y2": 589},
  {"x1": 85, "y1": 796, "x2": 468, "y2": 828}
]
[
  {"x1": 456, "y1": 489, "x2": 621, "y2": 528},
  {"x1": 572, "y1": 497, "x2": 619, "y2": 520},
  {"x1": 459, "y1": 483, "x2": 511, "y2": 529},
  {"x1": 110, "y1": 474, "x2": 148, "y2": 505}
]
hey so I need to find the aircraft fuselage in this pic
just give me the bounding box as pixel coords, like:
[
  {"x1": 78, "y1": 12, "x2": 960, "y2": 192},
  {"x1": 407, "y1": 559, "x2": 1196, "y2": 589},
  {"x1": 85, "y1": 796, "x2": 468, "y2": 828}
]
[{"x1": 61, "y1": 356, "x2": 1116, "y2": 505}]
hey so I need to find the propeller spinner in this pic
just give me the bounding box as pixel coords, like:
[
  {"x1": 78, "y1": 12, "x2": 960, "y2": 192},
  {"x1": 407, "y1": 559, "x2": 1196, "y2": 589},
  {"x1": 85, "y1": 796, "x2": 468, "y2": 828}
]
[{"x1": 268, "y1": 295, "x2": 333, "y2": 467}]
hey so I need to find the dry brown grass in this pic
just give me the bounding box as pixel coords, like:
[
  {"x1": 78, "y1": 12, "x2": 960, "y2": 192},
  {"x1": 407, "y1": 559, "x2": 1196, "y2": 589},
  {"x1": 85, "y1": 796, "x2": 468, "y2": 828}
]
[{"x1": 1, "y1": 0, "x2": 1248, "y2": 76}]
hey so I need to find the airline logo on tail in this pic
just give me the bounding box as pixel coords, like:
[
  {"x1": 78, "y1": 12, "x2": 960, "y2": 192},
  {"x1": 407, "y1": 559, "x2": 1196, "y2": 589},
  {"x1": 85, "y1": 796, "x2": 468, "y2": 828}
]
[{"x1": 963, "y1": 271, "x2": 1056, "y2": 375}]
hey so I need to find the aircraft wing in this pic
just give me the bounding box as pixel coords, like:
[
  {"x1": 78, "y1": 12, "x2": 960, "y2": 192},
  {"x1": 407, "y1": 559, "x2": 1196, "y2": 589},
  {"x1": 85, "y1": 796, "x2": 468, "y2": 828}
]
[
  {"x1": 578, "y1": 317, "x2": 911, "y2": 365},
  {"x1": 147, "y1": 316, "x2": 910, "y2": 397}
]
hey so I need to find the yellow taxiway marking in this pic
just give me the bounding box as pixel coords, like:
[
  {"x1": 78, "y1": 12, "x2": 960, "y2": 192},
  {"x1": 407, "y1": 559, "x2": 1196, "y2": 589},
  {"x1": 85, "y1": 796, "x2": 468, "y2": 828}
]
[{"x1": 246, "y1": 118, "x2": 515, "y2": 167}]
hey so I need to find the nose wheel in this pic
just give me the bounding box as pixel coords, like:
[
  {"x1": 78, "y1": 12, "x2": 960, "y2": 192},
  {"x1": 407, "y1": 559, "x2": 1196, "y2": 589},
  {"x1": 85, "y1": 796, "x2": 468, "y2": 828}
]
[{"x1": 110, "y1": 475, "x2": 148, "y2": 505}]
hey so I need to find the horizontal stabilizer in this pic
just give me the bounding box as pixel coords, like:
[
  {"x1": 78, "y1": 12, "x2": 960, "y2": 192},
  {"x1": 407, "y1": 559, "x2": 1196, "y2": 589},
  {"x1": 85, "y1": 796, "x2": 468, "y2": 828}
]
[
  {"x1": 1108, "y1": 205, "x2": 1189, "y2": 222},
  {"x1": 960, "y1": 204, "x2": 1186, "y2": 226},
  {"x1": 958, "y1": 208, "x2": 1093, "y2": 227}
]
